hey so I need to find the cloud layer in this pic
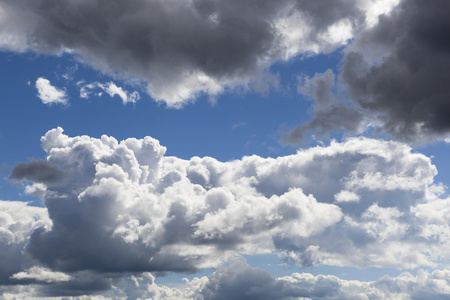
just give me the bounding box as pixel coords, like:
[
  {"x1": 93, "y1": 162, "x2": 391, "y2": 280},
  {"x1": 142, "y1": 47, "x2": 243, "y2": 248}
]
[
  {"x1": 3, "y1": 258, "x2": 450, "y2": 299},
  {"x1": 2, "y1": 128, "x2": 450, "y2": 296},
  {"x1": 0, "y1": 0, "x2": 398, "y2": 106}
]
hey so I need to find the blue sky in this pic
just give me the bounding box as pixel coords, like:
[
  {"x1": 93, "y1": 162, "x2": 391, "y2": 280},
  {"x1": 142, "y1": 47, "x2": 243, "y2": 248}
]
[{"x1": 2, "y1": 0, "x2": 450, "y2": 299}]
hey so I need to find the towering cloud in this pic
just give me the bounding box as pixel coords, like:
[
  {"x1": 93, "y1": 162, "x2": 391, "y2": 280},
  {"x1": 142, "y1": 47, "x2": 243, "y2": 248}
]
[{"x1": 2, "y1": 128, "x2": 450, "y2": 296}]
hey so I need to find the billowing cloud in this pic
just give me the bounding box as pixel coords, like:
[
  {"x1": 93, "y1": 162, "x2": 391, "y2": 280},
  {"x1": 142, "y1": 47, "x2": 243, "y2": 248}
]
[
  {"x1": 0, "y1": 0, "x2": 399, "y2": 106},
  {"x1": 340, "y1": 0, "x2": 450, "y2": 142},
  {"x1": 80, "y1": 81, "x2": 140, "y2": 105},
  {"x1": 2, "y1": 128, "x2": 450, "y2": 296},
  {"x1": 35, "y1": 77, "x2": 68, "y2": 105},
  {"x1": 288, "y1": 0, "x2": 450, "y2": 143},
  {"x1": 191, "y1": 258, "x2": 450, "y2": 300},
  {"x1": 0, "y1": 200, "x2": 51, "y2": 284}
]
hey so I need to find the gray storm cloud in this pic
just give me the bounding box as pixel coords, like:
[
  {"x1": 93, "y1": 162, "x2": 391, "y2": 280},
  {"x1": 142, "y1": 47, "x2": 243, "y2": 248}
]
[
  {"x1": 0, "y1": 0, "x2": 373, "y2": 106},
  {"x1": 342, "y1": 0, "x2": 450, "y2": 142},
  {"x1": 287, "y1": 0, "x2": 450, "y2": 143}
]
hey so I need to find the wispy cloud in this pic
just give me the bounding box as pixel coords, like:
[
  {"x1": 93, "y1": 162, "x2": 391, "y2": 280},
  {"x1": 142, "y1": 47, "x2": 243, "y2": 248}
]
[
  {"x1": 80, "y1": 81, "x2": 140, "y2": 105},
  {"x1": 232, "y1": 121, "x2": 246, "y2": 130}
]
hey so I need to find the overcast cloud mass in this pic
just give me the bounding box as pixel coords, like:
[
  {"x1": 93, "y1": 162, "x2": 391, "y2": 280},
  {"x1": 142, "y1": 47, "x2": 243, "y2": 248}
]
[
  {"x1": 0, "y1": 0, "x2": 393, "y2": 107},
  {"x1": 2, "y1": 0, "x2": 450, "y2": 298}
]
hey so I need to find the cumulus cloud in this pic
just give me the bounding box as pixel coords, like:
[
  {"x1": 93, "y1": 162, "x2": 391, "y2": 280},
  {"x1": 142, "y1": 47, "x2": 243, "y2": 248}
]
[
  {"x1": 340, "y1": 0, "x2": 450, "y2": 142},
  {"x1": 190, "y1": 258, "x2": 450, "y2": 300},
  {"x1": 1, "y1": 127, "x2": 450, "y2": 296},
  {"x1": 0, "y1": 0, "x2": 398, "y2": 106},
  {"x1": 1, "y1": 127, "x2": 449, "y2": 296},
  {"x1": 3, "y1": 258, "x2": 450, "y2": 299},
  {"x1": 0, "y1": 201, "x2": 51, "y2": 284},
  {"x1": 288, "y1": 0, "x2": 450, "y2": 143},
  {"x1": 80, "y1": 81, "x2": 140, "y2": 105},
  {"x1": 35, "y1": 77, "x2": 68, "y2": 105}
]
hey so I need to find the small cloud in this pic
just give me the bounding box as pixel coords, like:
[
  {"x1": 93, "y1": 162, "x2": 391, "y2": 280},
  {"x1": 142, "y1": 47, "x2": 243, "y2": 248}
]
[
  {"x1": 80, "y1": 81, "x2": 140, "y2": 105},
  {"x1": 9, "y1": 160, "x2": 66, "y2": 184},
  {"x1": 232, "y1": 121, "x2": 246, "y2": 130},
  {"x1": 35, "y1": 77, "x2": 68, "y2": 105},
  {"x1": 334, "y1": 190, "x2": 360, "y2": 203},
  {"x1": 105, "y1": 82, "x2": 140, "y2": 104},
  {"x1": 11, "y1": 266, "x2": 72, "y2": 283}
]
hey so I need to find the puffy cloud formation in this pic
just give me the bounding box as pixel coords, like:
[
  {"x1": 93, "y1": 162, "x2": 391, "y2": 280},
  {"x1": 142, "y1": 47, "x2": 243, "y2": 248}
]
[
  {"x1": 191, "y1": 258, "x2": 450, "y2": 300},
  {"x1": 2, "y1": 128, "x2": 450, "y2": 297},
  {"x1": 35, "y1": 77, "x2": 68, "y2": 105},
  {"x1": 79, "y1": 81, "x2": 140, "y2": 105},
  {"x1": 287, "y1": 0, "x2": 450, "y2": 143},
  {"x1": 0, "y1": 201, "x2": 51, "y2": 284},
  {"x1": 0, "y1": 0, "x2": 398, "y2": 106},
  {"x1": 3, "y1": 258, "x2": 450, "y2": 299},
  {"x1": 341, "y1": 0, "x2": 450, "y2": 141}
]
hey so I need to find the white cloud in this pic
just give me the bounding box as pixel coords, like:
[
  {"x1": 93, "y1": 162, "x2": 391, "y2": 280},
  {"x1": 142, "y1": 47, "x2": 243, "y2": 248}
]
[
  {"x1": 80, "y1": 82, "x2": 140, "y2": 105},
  {"x1": 0, "y1": 200, "x2": 51, "y2": 285},
  {"x1": 4, "y1": 128, "x2": 450, "y2": 296},
  {"x1": 11, "y1": 128, "x2": 446, "y2": 272},
  {"x1": 335, "y1": 190, "x2": 359, "y2": 203},
  {"x1": 11, "y1": 266, "x2": 72, "y2": 283},
  {"x1": 104, "y1": 82, "x2": 140, "y2": 104},
  {"x1": 35, "y1": 78, "x2": 68, "y2": 105}
]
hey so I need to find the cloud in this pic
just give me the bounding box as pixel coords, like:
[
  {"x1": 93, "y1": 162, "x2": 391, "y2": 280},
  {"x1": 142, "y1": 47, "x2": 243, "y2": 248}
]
[
  {"x1": 35, "y1": 77, "x2": 68, "y2": 106},
  {"x1": 11, "y1": 267, "x2": 72, "y2": 283},
  {"x1": 4, "y1": 258, "x2": 450, "y2": 299},
  {"x1": 0, "y1": 201, "x2": 51, "y2": 284},
  {"x1": 1, "y1": 0, "x2": 398, "y2": 106},
  {"x1": 285, "y1": 69, "x2": 365, "y2": 143},
  {"x1": 340, "y1": 0, "x2": 450, "y2": 142},
  {"x1": 291, "y1": 0, "x2": 450, "y2": 143},
  {"x1": 3, "y1": 128, "x2": 450, "y2": 296},
  {"x1": 9, "y1": 160, "x2": 66, "y2": 183},
  {"x1": 80, "y1": 81, "x2": 140, "y2": 105},
  {"x1": 190, "y1": 258, "x2": 450, "y2": 300}
]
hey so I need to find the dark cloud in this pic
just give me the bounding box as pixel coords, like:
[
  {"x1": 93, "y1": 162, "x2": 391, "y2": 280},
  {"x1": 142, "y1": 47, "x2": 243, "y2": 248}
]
[
  {"x1": 283, "y1": 0, "x2": 450, "y2": 144},
  {"x1": 0, "y1": 0, "x2": 369, "y2": 105},
  {"x1": 37, "y1": 272, "x2": 111, "y2": 297},
  {"x1": 9, "y1": 160, "x2": 65, "y2": 183},
  {"x1": 285, "y1": 69, "x2": 365, "y2": 143},
  {"x1": 341, "y1": 0, "x2": 450, "y2": 142}
]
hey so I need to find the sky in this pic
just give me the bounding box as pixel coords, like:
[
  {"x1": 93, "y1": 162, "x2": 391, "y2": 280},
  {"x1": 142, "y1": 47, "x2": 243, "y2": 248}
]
[{"x1": 1, "y1": 0, "x2": 450, "y2": 299}]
